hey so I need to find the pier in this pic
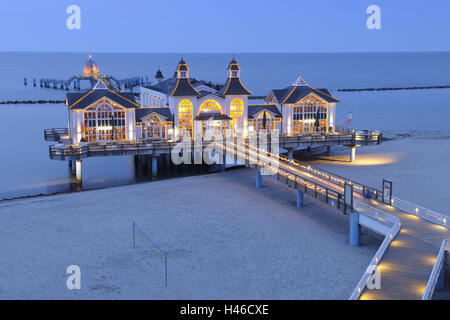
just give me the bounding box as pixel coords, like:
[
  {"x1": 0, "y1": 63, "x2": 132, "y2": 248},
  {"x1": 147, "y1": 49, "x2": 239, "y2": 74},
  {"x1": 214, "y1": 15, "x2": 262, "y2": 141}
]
[
  {"x1": 24, "y1": 55, "x2": 151, "y2": 92},
  {"x1": 212, "y1": 138, "x2": 450, "y2": 300},
  {"x1": 44, "y1": 128, "x2": 381, "y2": 185}
]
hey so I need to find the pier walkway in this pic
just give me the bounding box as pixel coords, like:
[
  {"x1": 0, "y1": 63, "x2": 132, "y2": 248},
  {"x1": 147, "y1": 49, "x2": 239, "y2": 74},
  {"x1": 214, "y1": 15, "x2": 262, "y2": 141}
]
[
  {"x1": 217, "y1": 140, "x2": 450, "y2": 300},
  {"x1": 45, "y1": 129, "x2": 381, "y2": 161}
]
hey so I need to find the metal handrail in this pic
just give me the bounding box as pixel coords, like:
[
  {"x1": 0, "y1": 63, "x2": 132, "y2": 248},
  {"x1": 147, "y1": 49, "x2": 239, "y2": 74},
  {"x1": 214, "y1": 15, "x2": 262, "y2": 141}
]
[
  {"x1": 422, "y1": 239, "x2": 449, "y2": 300},
  {"x1": 44, "y1": 128, "x2": 69, "y2": 141},
  {"x1": 349, "y1": 200, "x2": 401, "y2": 300},
  {"x1": 392, "y1": 196, "x2": 449, "y2": 229},
  {"x1": 216, "y1": 142, "x2": 347, "y2": 212},
  {"x1": 245, "y1": 142, "x2": 383, "y2": 201}
]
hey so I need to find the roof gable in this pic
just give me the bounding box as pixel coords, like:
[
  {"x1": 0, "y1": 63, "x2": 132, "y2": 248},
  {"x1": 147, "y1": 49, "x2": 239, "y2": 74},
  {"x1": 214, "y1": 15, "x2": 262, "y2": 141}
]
[
  {"x1": 248, "y1": 104, "x2": 282, "y2": 118},
  {"x1": 278, "y1": 86, "x2": 339, "y2": 104},
  {"x1": 136, "y1": 107, "x2": 173, "y2": 121},
  {"x1": 67, "y1": 89, "x2": 139, "y2": 109}
]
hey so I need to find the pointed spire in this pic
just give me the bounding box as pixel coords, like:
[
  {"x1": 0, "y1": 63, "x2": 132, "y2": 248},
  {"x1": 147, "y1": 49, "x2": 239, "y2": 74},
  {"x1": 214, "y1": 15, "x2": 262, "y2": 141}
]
[
  {"x1": 155, "y1": 66, "x2": 164, "y2": 80},
  {"x1": 176, "y1": 57, "x2": 189, "y2": 79},
  {"x1": 292, "y1": 75, "x2": 308, "y2": 87}
]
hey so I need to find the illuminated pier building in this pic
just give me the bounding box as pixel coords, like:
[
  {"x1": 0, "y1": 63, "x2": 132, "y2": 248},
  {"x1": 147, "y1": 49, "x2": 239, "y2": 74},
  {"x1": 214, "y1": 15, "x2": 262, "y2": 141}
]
[{"x1": 66, "y1": 57, "x2": 340, "y2": 144}]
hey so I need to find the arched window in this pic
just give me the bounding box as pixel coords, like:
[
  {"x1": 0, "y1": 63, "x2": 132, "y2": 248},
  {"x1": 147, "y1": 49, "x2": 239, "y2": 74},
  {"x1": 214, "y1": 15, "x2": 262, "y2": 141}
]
[
  {"x1": 83, "y1": 100, "x2": 126, "y2": 142},
  {"x1": 178, "y1": 99, "x2": 193, "y2": 136},
  {"x1": 229, "y1": 98, "x2": 244, "y2": 133},
  {"x1": 256, "y1": 111, "x2": 275, "y2": 134},
  {"x1": 146, "y1": 114, "x2": 162, "y2": 138},
  {"x1": 198, "y1": 100, "x2": 222, "y2": 113},
  {"x1": 293, "y1": 95, "x2": 327, "y2": 134}
]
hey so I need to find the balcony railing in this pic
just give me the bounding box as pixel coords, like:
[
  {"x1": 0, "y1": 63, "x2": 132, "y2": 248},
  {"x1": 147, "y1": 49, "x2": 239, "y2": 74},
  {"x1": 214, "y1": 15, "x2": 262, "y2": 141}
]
[{"x1": 44, "y1": 128, "x2": 69, "y2": 141}]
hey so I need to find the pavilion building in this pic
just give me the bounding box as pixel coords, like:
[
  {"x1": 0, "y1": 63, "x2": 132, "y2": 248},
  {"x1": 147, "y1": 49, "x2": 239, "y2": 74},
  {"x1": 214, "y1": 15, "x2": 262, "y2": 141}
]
[
  {"x1": 265, "y1": 76, "x2": 340, "y2": 135},
  {"x1": 65, "y1": 57, "x2": 340, "y2": 144},
  {"x1": 139, "y1": 58, "x2": 252, "y2": 139}
]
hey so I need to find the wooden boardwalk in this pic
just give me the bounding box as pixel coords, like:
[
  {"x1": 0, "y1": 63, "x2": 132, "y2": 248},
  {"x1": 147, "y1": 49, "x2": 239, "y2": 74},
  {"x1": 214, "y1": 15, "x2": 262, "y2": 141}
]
[
  {"x1": 286, "y1": 164, "x2": 450, "y2": 299},
  {"x1": 228, "y1": 143, "x2": 450, "y2": 300},
  {"x1": 358, "y1": 201, "x2": 450, "y2": 299}
]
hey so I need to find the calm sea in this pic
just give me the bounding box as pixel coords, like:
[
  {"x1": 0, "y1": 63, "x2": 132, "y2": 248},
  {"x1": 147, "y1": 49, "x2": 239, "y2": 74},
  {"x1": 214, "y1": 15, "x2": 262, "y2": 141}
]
[{"x1": 1, "y1": 52, "x2": 449, "y2": 199}]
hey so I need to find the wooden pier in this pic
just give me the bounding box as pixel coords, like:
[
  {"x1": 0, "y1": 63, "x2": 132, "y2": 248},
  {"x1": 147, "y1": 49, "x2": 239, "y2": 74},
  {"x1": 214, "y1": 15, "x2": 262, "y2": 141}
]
[{"x1": 218, "y1": 141, "x2": 450, "y2": 300}]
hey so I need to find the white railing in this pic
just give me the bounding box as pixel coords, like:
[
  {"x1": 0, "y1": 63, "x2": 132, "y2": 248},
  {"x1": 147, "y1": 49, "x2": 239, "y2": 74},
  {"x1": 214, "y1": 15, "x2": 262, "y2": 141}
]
[
  {"x1": 422, "y1": 239, "x2": 449, "y2": 300},
  {"x1": 349, "y1": 200, "x2": 401, "y2": 300},
  {"x1": 392, "y1": 196, "x2": 449, "y2": 229}
]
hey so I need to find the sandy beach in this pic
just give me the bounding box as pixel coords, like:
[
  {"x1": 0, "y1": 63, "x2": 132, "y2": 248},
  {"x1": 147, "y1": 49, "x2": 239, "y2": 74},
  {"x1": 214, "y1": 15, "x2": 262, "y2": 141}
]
[{"x1": 0, "y1": 168, "x2": 380, "y2": 300}]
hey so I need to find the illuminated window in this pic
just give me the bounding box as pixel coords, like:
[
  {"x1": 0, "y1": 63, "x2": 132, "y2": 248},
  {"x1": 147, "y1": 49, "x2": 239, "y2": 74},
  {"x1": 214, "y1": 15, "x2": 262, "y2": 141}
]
[
  {"x1": 199, "y1": 100, "x2": 222, "y2": 113},
  {"x1": 293, "y1": 105, "x2": 303, "y2": 134},
  {"x1": 83, "y1": 100, "x2": 126, "y2": 142},
  {"x1": 230, "y1": 98, "x2": 244, "y2": 133},
  {"x1": 256, "y1": 111, "x2": 276, "y2": 134},
  {"x1": 144, "y1": 114, "x2": 165, "y2": 139},
  {"x1": 178, "y1": 99, "x2": 193, "y2": 136},
  {"x1": 293, "y1": 95, "x2": 327, "y2": 134}
]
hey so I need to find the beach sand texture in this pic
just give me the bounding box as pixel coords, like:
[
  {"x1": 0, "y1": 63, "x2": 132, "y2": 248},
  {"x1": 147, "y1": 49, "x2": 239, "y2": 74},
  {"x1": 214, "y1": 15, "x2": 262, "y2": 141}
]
[{"x1": 0, "y1": 169, "x2": 380, "y2": 299}]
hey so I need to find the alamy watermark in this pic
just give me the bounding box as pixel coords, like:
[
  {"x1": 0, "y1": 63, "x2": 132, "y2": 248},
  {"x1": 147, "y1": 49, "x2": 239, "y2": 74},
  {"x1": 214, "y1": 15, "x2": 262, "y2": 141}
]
[
  {"x1": 366, "y1": 265, "x2": 381, "y2": 290},
  {"x1": 66, "y1": 5, "x2": 81, "y2": 30},
  {"x1": 66, "y1": 265, "x2": 81, "y2": 290},
  {"x1": 170, "y1": 130, "x2": 279, "y2": 175},
  {"x1": 366, "y1": 5, "x2": 381, "y2": 30}
]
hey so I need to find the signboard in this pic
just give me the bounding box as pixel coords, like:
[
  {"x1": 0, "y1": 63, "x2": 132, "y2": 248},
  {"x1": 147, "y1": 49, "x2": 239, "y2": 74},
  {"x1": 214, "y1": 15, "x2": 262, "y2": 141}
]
[
  {"x1": 382, "y1": 179, "x2": 392, "y2": 205},
  {"x1": 426, "y1": 210, "x2": 442, "y2": 223},
  {"x1": 344, "y1": 183, "x2": 353, "y2": 214}
]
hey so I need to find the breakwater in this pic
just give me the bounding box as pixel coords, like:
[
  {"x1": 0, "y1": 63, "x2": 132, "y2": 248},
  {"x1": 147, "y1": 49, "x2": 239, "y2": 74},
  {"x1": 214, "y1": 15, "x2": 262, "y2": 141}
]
[
  {"x1": 0, "y1": 100, "x2": 65, "y2": 105},
  {"x1": 338, "y1": 85, "x2": 450, "y2": 92}
]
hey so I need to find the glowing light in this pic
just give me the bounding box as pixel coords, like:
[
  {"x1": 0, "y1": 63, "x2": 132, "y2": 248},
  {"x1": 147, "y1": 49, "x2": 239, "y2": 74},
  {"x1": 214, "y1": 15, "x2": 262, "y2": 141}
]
[{"x1": 307, "y1": 152, "x2": 404, "y2": 166}]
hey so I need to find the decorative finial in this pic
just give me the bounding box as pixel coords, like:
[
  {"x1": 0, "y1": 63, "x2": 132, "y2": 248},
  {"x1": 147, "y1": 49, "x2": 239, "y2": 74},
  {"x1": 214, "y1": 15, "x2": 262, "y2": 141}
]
[{"x1": 292, "y1": 75, "x2": 308, "y2": 87}]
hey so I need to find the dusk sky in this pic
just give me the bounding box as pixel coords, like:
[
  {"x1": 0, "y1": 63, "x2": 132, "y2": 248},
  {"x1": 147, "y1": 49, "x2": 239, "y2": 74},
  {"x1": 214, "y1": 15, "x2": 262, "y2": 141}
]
[{"x1": 1, "y1": 0, "x2": 449, "y2": 52}]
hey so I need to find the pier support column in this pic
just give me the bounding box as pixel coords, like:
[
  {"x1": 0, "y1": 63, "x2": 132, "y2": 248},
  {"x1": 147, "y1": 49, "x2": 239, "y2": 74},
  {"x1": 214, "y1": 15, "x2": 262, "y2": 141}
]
[
  {"x1": 75, "y1": 160, "x2": 82, "y2": 184},
  {"x1": 326, "y1": 145, "x2": 331, "y2": 156},
  {"x1": 256, "y1": 167, "x2": 262, "y2": 188},
  {"x1": 152, "y1": 157, "x2": 158, "y2": 177},
  {"x1": 220, "y1": 152, "x2": 226, "y2": 172},
  {"x1": 288, "y1": 149, "x2": 294, "y2": 160},
  {"x1": 350, "y1": 212, "x2": 360, "y2": 246},
  {"x1": 436, "y1": 266, "x2": 445, "y2": 291},
  {"x1": 350, "y1": 146, "x2": 356, "y2": 163},
  {"x1": 296, "y1": 189, "x2": 304, "y2": 208},
  {"x1": 165, "y1": 153, "x2": 171, "y2": 173}
]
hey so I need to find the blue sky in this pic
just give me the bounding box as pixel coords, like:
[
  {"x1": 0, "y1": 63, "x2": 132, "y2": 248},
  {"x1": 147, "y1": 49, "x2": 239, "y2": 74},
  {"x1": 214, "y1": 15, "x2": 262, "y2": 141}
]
[{"x1": 1, "y1": 0, "x2": 449, "y2": 52}]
